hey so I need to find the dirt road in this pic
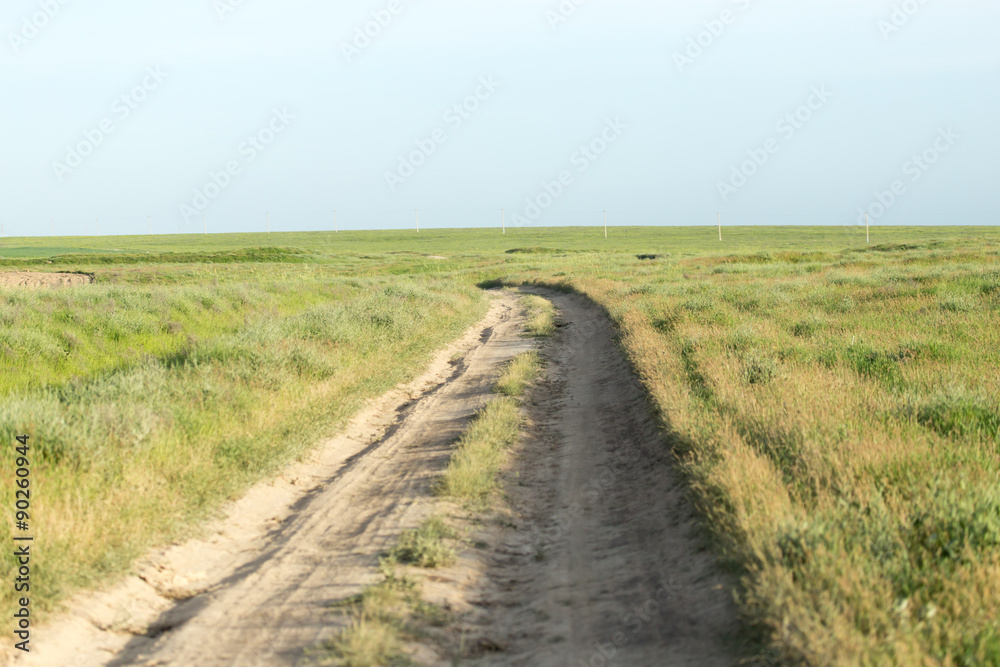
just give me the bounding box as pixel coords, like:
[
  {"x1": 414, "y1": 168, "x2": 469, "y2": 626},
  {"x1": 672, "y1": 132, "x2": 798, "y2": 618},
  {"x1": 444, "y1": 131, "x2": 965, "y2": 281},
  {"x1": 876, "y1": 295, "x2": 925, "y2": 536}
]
[
  {"x1": 11, "y1": 288, "x2": 737, "y2": 666},
  {"x1": 0, "y1": 272, "x2": 93, "y2": 289},
  {"x1": 471, "y1": 290, "x2": 737, "y2": 665},
  {"x1": 10, "y1": 294, "x2": 531, "y2": 667}
]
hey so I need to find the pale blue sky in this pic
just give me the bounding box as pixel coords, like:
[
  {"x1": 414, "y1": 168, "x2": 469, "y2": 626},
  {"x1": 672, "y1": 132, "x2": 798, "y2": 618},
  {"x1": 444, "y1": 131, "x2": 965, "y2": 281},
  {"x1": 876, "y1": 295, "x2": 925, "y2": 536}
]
[{"x1": 2, "y1": 0, "x2": 998, "y2": 236}]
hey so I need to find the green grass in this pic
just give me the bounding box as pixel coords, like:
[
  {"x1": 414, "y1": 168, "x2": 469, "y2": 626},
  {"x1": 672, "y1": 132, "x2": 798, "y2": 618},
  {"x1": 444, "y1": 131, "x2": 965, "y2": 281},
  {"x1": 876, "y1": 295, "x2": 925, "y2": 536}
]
[
  {"x1": 325, "y1": 345, "x2": 547, "y2": 664},
  {"x1": 322, "y1": 540, "x2": 456, "y2": 665},
  {"x1": 438, "y1": 351, "x2": 543, "y2": 504},
  {"x1": 436, "y1": 398, "x2": 522, "y2": 503},
  {"x1": 4, "y1": 226, "x2": 1000, "y2": 665},
  {"x1": 3, "y1": 226, "x2": 1000, "y2": 260},
  {"x1": 389, "y1": 517, "x2": 456, "y2": 569},
  {"x1": 521, "y1": 294, "x2": 557, "y2": 338},
  {"x1": 495, "y1": 350, "x2": 543, "y2": 398},
  {"x1": 489, "y1": 235, "x2": 1000, "y2": 665},
  {"x1": 0, "y1": 263, "x2": 487, "y2": 622},
  {"x1": 321, "y1": 562, "x2": 419, "y2": 667}
]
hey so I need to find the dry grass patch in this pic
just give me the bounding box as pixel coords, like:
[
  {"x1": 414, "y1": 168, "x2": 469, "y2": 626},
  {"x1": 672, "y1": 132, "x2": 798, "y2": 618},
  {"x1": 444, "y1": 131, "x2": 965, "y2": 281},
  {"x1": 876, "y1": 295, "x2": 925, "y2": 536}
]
[
  {"x1": 496, "y1": 241, "x2": 1000, "y2": 665},
  {"x1": 521, "y1": 293, "x2": 556, "y2": 337},
  {"x1": 438, "y1": 351, "x2": 541, "y2": 504}
]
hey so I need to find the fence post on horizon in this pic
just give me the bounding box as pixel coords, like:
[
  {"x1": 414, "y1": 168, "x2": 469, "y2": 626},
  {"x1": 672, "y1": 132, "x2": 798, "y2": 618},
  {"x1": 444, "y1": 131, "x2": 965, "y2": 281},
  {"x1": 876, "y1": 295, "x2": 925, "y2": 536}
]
[{"x1": 718, "y1": 212, "x2": 722, "y2": 241}]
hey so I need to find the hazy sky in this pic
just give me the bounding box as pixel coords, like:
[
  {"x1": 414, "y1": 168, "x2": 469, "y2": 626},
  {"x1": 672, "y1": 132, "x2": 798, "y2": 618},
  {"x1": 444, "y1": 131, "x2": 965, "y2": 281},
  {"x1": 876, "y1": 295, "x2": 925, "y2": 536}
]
[{"x1": 2, "y1": 0, "x2": 998, "y2": 236}]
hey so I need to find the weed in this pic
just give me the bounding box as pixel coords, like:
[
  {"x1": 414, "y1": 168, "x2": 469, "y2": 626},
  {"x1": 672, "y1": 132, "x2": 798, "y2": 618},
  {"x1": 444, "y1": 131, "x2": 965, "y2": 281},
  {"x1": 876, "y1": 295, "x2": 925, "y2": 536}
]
[
  {"x1": 521, "y1": 294, "x2": 557, "y2": 337},
  {"x1": 390, "y1": 518, "x2": 456, "y2": 568}
]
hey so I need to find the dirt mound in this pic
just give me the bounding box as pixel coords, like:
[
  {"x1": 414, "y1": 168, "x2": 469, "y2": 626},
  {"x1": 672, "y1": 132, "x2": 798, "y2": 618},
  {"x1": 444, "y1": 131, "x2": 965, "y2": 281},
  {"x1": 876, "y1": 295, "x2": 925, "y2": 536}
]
[{"x1": 0, "y1": 272, "x2": 93, "y2": 289}]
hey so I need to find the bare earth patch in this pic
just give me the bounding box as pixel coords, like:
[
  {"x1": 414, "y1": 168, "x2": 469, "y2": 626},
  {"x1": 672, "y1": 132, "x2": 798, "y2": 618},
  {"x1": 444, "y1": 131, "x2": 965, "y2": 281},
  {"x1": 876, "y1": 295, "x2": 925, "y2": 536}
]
[{"x1": 0, "y1": 272, "x2": 93, "y2": 288}]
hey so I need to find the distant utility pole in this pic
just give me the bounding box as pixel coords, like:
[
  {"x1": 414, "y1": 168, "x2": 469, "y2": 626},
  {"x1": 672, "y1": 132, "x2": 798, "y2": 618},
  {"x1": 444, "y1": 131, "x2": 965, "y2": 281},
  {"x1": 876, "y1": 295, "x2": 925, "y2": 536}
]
[
  {"x1": 718, "y1": 212, "x2": 722, "y2": 241},
  {"x1": 604, "y1": 210, "x2": 608, "y2": 239},
  {"x1": 865, "y1": 211, "x2": 870, "y2": 245},
  {"x1": 502, "y1": 208, "x2": 505, "y2": 235},
  {"x1": 415, "y1": 209, "x2": 419, "y2": 233}
]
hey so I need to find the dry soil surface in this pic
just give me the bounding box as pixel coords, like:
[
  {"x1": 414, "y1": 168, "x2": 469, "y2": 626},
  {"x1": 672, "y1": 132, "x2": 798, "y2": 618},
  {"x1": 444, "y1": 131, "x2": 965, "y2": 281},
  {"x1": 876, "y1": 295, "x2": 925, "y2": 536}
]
[
  {"x1": 466, "y1": 289, "x2": 738, "y2": 665},
  {"x1": 0, "y1": 272, "x2": 93, "y2": 288}
]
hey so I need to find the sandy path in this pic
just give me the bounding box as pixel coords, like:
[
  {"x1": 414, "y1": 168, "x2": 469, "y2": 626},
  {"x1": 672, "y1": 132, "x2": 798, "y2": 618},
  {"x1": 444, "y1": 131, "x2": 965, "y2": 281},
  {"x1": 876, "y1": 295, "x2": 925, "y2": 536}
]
[
  {"x1": 471, "y1": 289, "x2": 738, "y2": 665},
  {"x1": 7, "y1": 293, "x2": 532, "y2": 667},
  {"x1": 0, "y1": 272, "x2": 93, "y2": 288}
]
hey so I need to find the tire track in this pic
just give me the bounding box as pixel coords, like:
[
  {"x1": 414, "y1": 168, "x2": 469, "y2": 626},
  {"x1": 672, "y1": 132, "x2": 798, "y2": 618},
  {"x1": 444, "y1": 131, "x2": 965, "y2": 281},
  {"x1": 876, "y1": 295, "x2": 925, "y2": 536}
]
[{"x1": 474, "y1": 289, "x2": 738, "y2": 666}]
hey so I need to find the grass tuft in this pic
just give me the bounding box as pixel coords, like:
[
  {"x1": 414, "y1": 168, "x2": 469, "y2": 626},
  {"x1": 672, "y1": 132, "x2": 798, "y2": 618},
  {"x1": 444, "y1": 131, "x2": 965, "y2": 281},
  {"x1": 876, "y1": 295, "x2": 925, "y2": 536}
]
[
  {"x1": 521, "y1": 294, "x2": 556, "y2": 337},
  {"x1": 438, "y1": 351, "x2": 542, "y2": 503},
  {"x1": 390, "y1": 517, "x2": 456, "y2": 568},
  {"x1": 495, "y1": 351, "x2": 542, "y2": 398}
]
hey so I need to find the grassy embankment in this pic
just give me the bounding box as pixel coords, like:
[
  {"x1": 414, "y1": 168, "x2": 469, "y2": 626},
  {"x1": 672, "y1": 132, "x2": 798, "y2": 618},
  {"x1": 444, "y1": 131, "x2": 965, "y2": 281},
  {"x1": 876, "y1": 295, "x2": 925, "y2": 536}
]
[
  {"x1": 490, "y1": 236, "x2": 1000, "y2": 665},
  {"x1": 0, "y1": 255, "x2": 488, "y2": 621}
]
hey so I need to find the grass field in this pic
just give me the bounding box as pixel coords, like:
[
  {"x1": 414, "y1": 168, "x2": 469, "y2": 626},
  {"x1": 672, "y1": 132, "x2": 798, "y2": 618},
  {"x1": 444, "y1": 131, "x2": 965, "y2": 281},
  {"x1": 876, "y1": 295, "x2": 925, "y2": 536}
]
[
  {"x1": 491, "y1": 234, "x2": 1000, "y2": 664},
  {"x1": 0, "y1": 260, "x2": 488, "y2": 622},
  {"x1": 2, "y1": 225, "x2": 999, "y2": 665}
]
